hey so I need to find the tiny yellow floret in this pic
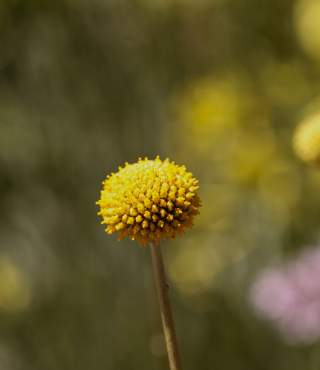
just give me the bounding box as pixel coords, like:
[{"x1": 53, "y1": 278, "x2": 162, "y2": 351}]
[
  {"x1": 293, "y1": 112, "x2": 320, "y2": 164},
  {"x1": 97, "y1": 157, "x2": 201, "y2": 246}
]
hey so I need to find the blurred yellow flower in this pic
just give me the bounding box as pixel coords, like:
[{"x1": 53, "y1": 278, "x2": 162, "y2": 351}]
[
  {"x1": 293, "y1": 112, "x2": 320, "y2": 163},
  {"x1": 0, "y1": 259, "x2": 31, "y2": 312},
  {"x1": 176, "y1": 76, "x2": 249, "y2": 131},
  {"x1": 168, "y1": 236, "x2": 254, "y2": 296},
  {"x1": 172, "y1": 74, "x2": 261, "y2": 156},
  {"x1": 223, "y1": 129, "x2": 277, "y2": 185},
  {"x1": 97, "y1": 157, "x2": 201, "y2": 246},
  {"x1": 168, "y1": 243, "x2": 218, "y2": 295},
  {"x1": 295, "y1": 0, "x2": 320, "y2": 60}
]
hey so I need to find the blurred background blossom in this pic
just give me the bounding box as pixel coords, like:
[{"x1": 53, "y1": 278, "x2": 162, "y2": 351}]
[
  {"x1": 1, "y1": 0, "x2": 320, "y2": 369},
  {"x1": 250, "y1": 247, "x2": 320, "y2": 344},
  {"x1": 293, "y1": 110, "x2": 320, "y2": 163}
]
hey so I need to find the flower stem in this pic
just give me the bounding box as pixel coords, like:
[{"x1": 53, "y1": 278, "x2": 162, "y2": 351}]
[{"x1": 150, "y1": 243, "x2": 182, "y2": 370}]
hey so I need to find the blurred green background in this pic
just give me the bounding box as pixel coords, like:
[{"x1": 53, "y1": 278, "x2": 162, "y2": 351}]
[{"x1": 1, "y1": 0, "x2": 320, "y2": 369}]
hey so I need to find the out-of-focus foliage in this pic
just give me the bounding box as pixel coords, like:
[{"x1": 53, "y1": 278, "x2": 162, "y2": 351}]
[{"x1": 1, "y1": 0, "x2": 320, "y2": 369}]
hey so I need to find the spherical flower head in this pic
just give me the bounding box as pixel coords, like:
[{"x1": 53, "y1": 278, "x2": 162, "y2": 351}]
[
  {"x1": 97, "y1": 157, "x2": 201, "y2": 246},
  {"x1": 293, "y1": 112, "x2": 320, "y2": 164}
]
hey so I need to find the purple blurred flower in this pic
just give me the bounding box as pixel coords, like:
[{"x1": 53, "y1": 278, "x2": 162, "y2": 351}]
[{"x1": 250, "y1": 247, "x2": 320, "y2": 344}]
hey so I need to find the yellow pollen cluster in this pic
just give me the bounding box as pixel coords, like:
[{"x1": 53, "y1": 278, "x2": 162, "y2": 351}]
[
  {"x1": 293, "y1": 112, "x2": 320, "y2": 164},
  {"x1": 97, "y1": 157, "x2": 201, "y2": 246}
]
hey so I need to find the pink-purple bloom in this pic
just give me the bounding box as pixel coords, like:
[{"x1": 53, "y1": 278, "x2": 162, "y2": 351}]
[{"x1": 250, "y1": 247, "x2": 320, "y2": 344}]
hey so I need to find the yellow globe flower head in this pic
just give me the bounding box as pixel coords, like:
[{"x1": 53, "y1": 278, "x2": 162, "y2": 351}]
[
  {"x1": 97, "y1": 157, "x2": 201, "y2": 246},
  {"x1": 293, "y1": 112, "x2": 320, "y2": 164}
]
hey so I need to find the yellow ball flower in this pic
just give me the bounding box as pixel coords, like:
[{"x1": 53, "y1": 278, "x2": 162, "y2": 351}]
[
  {"x1": 293, "y1": 112, "x2": 320, "y2": 163},
  {"x1": 97, "y1": 157, "x2": 201, "y2": 246}
]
